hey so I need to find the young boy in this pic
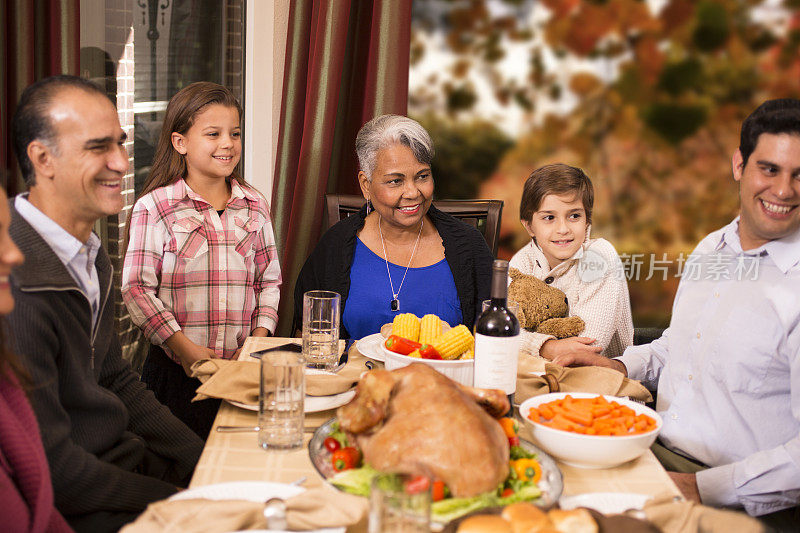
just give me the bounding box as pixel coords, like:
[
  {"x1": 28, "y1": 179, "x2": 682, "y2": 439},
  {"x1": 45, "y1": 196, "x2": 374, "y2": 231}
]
[{"x1": 510, "y1": 163, "x2": 633, "y2": 359}]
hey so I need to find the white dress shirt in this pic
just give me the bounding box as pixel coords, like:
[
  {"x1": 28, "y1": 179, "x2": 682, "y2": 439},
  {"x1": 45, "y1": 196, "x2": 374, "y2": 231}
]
[
  {"x1": 619, "y1": 217, "x2": 800, "y2": 516},
  {"x1": 14, "y1": 195, "x2": 101, "y2": 327}
]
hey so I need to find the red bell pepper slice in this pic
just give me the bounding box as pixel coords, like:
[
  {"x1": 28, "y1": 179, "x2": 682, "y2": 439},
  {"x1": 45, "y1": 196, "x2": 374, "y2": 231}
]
[
  {"x1": 419, "y1": 344, "x2": 442, "y2": 360},
  {"x1": 384, "y1": 335, "x2": 421, "y2": 355}
]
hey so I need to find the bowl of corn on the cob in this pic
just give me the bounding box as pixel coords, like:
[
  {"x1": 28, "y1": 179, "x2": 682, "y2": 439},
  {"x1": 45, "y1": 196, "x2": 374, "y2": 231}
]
[{"x1": 382, "y1": 313, "x2": 475, "y2": 386}]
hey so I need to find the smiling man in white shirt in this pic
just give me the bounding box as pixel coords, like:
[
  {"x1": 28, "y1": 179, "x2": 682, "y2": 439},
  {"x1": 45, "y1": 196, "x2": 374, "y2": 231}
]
[{"x1": 553, "y1": 99, "x2": 800, "y2": 530}]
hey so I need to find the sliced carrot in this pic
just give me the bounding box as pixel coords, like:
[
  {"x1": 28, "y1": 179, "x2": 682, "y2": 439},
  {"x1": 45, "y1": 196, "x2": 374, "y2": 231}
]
[
  {"x1": 562, "y1": 409, "x2": 593, "y2": 427},
  {"x1": 530, "y1": 396, "x2": 656, "y2": 437}
]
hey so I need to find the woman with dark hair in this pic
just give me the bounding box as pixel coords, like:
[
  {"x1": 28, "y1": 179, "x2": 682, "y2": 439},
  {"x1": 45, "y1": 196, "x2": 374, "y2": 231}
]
[{"x1": 0, "y1": 188, "x2": 73, "y2": 532}]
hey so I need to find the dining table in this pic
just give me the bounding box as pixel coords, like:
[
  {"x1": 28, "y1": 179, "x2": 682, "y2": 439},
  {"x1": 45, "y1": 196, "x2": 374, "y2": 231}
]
[{"x1": 189, "y1": 336, "x2": 682, "y2": 513}]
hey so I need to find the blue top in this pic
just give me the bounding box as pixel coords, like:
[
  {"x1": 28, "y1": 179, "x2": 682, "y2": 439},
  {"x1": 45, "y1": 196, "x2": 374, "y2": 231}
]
[{"x1": 343, "y1": 239, "x2": 463, "y2": 340}]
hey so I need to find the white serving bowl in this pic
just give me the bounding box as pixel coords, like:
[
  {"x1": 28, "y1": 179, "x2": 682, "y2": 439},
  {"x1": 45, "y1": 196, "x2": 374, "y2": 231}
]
[
  {"x1": 518, "y1": 392, "x2": 662, "y2": 469},
  {"x1": 381, "y1": 343, "x2": 474, "y2": 386}
]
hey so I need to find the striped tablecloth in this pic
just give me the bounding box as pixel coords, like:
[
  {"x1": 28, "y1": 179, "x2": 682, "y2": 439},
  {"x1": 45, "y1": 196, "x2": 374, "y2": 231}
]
[{"x1": 190, "y1": 336, "x2": 681, "y2": 501}]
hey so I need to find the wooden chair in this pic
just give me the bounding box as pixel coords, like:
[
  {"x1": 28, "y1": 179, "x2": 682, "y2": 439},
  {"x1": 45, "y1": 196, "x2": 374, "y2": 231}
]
[{"x1": 324, "y1": 194, "x2": 504, "y2": 257}]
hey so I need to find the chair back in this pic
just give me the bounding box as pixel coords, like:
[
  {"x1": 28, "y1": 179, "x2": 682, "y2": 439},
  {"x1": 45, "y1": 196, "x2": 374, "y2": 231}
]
[{"x1": 324, "y1": 194, "x2": 503, "y2": 256}]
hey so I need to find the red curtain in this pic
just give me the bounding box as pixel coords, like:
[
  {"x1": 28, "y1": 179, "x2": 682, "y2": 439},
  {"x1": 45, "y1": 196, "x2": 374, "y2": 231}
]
[
  {"x1": 1, "y1": 0, "x2": 80, "y2": 194},
  {"x1": 271, "y1": 0, "x2": 412, "y2": 335}
]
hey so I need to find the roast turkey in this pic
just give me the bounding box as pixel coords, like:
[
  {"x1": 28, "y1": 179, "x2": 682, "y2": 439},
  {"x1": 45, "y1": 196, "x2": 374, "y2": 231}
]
[{"x1": 336, "y1": 363, "x2": 510, "y2": 497}]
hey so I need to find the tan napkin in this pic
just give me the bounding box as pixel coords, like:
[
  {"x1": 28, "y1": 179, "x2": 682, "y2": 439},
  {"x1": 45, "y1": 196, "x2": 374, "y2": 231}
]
[
  {"x1": 190, "y1": 351, "x2": 371, "y2": 405},
  {"x1": 516, "y1": 356, "x2": 653, "y2": 404},
  {"x1": 120, "y1": 486, "x2": 369, "y2": 533},
  {"x1": 643, "y1": 494, "x2": 766, "y2": 533}
]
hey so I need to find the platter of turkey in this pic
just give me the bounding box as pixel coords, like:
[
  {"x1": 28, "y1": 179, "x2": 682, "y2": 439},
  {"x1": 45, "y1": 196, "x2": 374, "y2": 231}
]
[{"x1": 307, "y1": 363, "x2": 563, "y2": 525}]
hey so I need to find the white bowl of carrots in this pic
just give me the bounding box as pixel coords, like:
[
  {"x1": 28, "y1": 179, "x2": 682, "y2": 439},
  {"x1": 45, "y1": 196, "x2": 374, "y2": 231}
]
[{"x1": 518, "y1": 392, "x2": 662, "y2": 469}]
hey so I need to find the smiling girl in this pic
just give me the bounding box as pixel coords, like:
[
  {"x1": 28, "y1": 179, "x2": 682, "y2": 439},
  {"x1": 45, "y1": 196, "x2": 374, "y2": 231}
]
[
  {"x1": 509, "y1": 164, "x2": 633, "y2": 360},
  {"x1": 122, "y1": 82, "x2": 281, "y2": 438}
]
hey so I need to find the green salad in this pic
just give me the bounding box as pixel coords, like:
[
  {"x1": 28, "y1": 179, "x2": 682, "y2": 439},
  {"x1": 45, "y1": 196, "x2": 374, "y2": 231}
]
[{"x1": 326, "y1": 435, "x2": 543, "y2": 523}]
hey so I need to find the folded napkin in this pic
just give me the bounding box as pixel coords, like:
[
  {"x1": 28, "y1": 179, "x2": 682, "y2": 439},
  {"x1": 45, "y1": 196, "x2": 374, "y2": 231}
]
[
  {"x1": 190, "y1": 351, "x2": 371, "y2": 405},
  {"x1": 516, "y1": 356, "x2": 653, "y2": 404},
  {"x1": 643, "y1": 494, "x2": 766, "y2": 533},
  {"x1": 120, "y1": 486, "x2": 369, "y2": 533}
]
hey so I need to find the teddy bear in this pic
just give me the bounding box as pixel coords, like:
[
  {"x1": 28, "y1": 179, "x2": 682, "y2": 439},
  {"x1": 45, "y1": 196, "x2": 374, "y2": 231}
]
[{"x1": 508, "y1": 268, "x2": 585, "y2": 338}]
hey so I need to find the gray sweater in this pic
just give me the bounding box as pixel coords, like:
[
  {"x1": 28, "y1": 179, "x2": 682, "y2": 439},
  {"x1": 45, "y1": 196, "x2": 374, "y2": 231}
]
[{"x1": 6, "y1": 202, "x2": 204, "y2": 516}]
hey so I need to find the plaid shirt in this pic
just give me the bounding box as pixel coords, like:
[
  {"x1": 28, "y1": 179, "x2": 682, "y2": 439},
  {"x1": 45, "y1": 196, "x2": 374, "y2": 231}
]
[{"x1": 122, "y1": 178, "x2": 281, "y2": 361}]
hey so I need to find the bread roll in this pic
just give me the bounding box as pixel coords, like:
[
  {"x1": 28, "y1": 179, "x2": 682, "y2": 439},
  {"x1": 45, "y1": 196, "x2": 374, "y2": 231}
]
[
  {"x1": 547, "y1": 508, "x2": 598, "y2": 533},
  {"x1": 501, "y1": 502, "x2": 551, "y2": 533},
  {"x1": 457, "y1": 515, "x2": 513, "y2": 533}
]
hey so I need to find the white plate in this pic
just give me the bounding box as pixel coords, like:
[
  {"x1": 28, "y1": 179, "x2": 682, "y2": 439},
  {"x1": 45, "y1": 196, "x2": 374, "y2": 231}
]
[
  {"x1": 559, "y1": 492, "x2": 651, "y2": 514},
  {"x1": 355, "y1": 333, "x2": 386, "y2": 362},
  {"x1": 170, "y1": 481, "x2": 344, "y2": 533},
  {"x1": 227, "y1": 369, "x2": 356, "y2": 413}
]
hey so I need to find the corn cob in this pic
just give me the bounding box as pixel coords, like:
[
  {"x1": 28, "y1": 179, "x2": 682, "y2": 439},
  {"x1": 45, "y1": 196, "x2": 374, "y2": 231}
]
[
  {"x1": 408, "y1": 349, "x2": 422, "y2": 358},
  {"x1": 392, "y1": 313, "x2": 420, "y2": 342},
  {"x1": 430, "y1": 324, "x2": 473, "y2": 360},
  {"x1": 418, "y1": 314, "x2": 442, "y2": 345}
]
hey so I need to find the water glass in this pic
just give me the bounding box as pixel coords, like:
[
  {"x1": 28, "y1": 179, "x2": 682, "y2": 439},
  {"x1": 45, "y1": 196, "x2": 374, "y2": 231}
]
[
  {"x1": 482, "y1": 298, "x2": 520, "y2": 318},
  {"x1": 368, "y1": 473, "x2": 431, "y2": 533},
  {"x1": 258, "y1": 350, "x2": 304, "y2": 450},
  {"x1": 303, "y1": 290, "x2": 341, "y2": 371}
]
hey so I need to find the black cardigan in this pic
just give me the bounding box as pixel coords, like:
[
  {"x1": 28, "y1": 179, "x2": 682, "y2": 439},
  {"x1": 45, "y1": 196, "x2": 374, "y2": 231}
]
[
  {"x1": 7, "y1": 202, "x2": 204, "y2": 519},
  {"x1": 294, "y1": 204, "x2": 494, "y2": 338}
]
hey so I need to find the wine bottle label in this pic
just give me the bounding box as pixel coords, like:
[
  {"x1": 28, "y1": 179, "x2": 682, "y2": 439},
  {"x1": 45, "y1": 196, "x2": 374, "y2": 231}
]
[{"x1": 473, "y1": 333, "x2": 521, "y2": 394}]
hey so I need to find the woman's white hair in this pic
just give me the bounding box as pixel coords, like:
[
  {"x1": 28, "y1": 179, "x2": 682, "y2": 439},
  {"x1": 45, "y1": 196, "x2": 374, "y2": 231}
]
[{"x1": 355, "y1": 114, "x2": 434, "y2": 180}]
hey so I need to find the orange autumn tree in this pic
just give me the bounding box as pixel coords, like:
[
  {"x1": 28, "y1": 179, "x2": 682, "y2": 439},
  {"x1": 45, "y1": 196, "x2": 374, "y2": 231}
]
[{"x1": 410, "y1": 0, "x2": 800, "y2": 324}]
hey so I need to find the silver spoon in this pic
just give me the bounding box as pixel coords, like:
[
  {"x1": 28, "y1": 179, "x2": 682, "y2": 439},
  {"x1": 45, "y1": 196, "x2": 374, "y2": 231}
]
[{"x1": 263, "y1": 477, "x2": 306, "y2": 530}]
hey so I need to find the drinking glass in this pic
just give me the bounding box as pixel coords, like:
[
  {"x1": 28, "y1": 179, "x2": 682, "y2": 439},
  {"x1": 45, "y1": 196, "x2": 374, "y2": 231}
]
[
  {"x1": 368, "y1": 473, "x2": 431, "y2": 533},
  {"x1": 482, "y1": 298, "x2": 520, "y2": 318},
  {"x1": 303, "y1": 290, "x2": 341, "y2": 371},
  {"x1": 258, "y1": 350, "x2": 304, "y2": 450}
]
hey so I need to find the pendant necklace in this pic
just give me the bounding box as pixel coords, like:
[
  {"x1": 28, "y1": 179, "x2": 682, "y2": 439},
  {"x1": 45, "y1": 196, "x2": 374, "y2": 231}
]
[{"x1": 378, "y1": 216, "x2": 423, "y2": 312}]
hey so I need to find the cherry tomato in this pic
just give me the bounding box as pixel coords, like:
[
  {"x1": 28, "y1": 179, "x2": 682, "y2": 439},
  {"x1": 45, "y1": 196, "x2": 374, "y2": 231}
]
[
  {"x1": 404, "y1": 475, "x2": 431, "y2": 495},
  {"x1": 331, "y1": 447, "x2": 361, "y2": 472},
  {"x1": 432, "y1": 480, "x2": 446, "y2": 502},
  {"x1": 501, "y1": 488, "x2": 515, "y2": 498},
  {"x1": 508, "y1": 436, "x2": 520, "y2": 447},
  {"x1": 323, "y1": 437, "x2": 341, "y2": 453}
]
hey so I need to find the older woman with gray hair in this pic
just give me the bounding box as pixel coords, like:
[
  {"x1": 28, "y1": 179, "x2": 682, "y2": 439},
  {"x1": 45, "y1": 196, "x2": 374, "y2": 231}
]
[{"x1": 294, "y1": 114, "x2": 493, "y2": 340}]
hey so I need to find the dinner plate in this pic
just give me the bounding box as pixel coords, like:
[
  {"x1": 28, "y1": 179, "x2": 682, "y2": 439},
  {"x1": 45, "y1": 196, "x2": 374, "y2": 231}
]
[
  {"x1": 227, "y1": 369, "x2": 356, "y2": 413},
  {"x1": 169, "y1": 481, "x2": 344, "y2": 533},
  {"x1": 308, "y1": 418, "x2": 563, "y2": 517},
  {"x1": 558, "y1": 492, "x2": 651, "y2": 514},
  {"x1": 354, "y1": 333, "x2": 386, "y2": 362}
]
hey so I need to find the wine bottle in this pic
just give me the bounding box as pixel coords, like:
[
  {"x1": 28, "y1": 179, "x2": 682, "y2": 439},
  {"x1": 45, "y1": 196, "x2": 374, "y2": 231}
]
[{"x1": 473, "y1": 259, "x2": 521, "y2": 417}]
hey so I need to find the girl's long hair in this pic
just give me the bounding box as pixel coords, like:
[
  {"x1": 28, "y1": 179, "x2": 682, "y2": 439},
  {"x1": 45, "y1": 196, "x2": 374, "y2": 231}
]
[{"x1": 123, "y1": 82, "x2": 244, "y2": 255}]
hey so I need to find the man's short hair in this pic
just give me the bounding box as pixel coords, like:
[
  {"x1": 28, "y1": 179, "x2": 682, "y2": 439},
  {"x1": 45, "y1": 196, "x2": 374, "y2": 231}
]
[
  {"x1": 11, "y1": 75, "x2": 109, "y2": 186},
  {"x1": 740, "y1": 98, "x2": 800, "y2": 167},
  {"x1": 519, "y1": 163, "x2": 595, "y2": 225}
]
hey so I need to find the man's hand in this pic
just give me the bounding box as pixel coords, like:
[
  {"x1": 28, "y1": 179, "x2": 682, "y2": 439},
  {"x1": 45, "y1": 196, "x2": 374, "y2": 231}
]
[
  {"x1": 548, "y1": 351, "x2": 628, "y2": 376},
  {"x1": 540, "y1": 337, "x2": 602, "y2": 361},
  {"x1": 668, "y1": 472, "x2": 701, "y2": 503}
]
